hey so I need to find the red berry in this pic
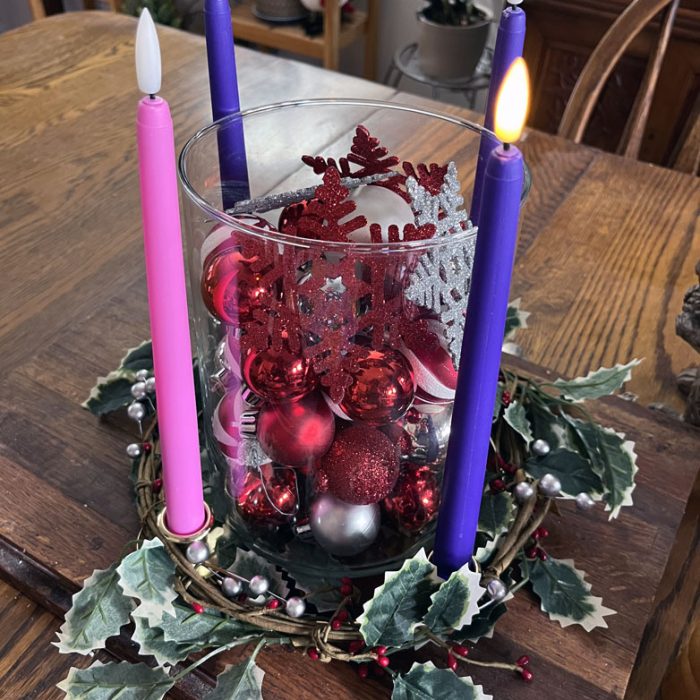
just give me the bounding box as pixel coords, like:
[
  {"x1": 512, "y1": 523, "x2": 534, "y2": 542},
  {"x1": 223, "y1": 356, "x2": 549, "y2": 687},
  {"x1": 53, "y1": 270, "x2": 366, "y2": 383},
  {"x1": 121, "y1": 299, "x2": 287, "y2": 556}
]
[
  {"x1": 357, "y1": 665, "x2": 369, "y2": 679},
  {"x1": 191, "y1": 602, "x2": 204, "y2": 614},
  {"x1": 336, "y1": 609, "x2": 349, "y2": 622},
  {"x1": 266, "y1": 599, "x2": 280, "y2": 609},
  {"x1": 453, "y1": 644, "x2": 469, "y2": 657},
  {"x1": 516, "y1": 655, "x2": 530, "y2": 667},
  {"x1": 331, "y1": 619, "x2": 342, "y2": 631},
  {"x1": 307, "y1": 648, "x2": 320, "y2": 660},
  {"x1": 142, "y1": 442, "x2": 152, "y2": 453},
  {"x1": 520, "y1": 668, "x2": 534, "y2": 683},
  {"x1": 151, "y1": 478, "x2": 163, "y2": 493},
  {"x1": 534, "y1": 526, "x2": 549, "y2": 540},
  {"x1": 340, "y1": 584, "x2": 353, "y2": 596},
  {"x1": 447, "y1": 652, "x2": 458, "y2": 671},
  {"x1": 502, "y1": 462, "x2": 517, "y2": 474},
  {"x1": 525, "y1": 546, "x2": 538, "y2": 559},
  {"x1": 490, "y1": 478, "x2": 506, "y2": 493},
  {"x1": 341, "y1": 576, "x2": 352, "y2": 585},
  {"x1": 375, "y1": 646, "x2": 388, "y2": 656},
  {"x1": 348, "y1": 640, "x2": 364, "y2": 654},
  {"x1": 377, "y1": 655, "x2": 390, "y2": 668},
  {"x1": 537, "y1": 549, "x2": 548, "y2": 561},
  {"x1": 502, "y1": 391, "x2": 512, "y2": 407}
]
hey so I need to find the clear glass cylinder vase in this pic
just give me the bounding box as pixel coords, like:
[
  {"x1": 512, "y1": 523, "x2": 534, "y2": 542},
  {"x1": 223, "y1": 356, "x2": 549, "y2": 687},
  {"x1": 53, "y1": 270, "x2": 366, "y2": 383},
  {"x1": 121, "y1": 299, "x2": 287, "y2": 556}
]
[{"x1": 178, "y1": 98, "x2": 528, "y2": 578}]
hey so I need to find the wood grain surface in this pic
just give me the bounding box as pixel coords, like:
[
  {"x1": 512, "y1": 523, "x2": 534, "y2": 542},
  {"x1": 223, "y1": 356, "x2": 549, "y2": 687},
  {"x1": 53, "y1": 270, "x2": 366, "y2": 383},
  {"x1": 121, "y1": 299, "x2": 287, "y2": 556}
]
[{"x1": 0, "y1": 11, "x2": 698, "y2": 700}]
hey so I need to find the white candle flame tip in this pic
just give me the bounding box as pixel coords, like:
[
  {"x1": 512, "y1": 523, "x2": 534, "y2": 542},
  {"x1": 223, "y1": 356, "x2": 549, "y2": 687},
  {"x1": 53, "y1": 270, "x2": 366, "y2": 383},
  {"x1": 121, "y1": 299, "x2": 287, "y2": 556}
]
[{"x1": 135, "y1": 8, "x2": 162, "y2": 95}]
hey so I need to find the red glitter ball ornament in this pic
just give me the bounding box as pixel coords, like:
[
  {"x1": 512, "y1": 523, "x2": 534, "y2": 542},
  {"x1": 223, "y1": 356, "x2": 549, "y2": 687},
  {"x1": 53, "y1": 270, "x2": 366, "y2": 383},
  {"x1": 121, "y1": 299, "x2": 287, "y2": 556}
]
[
  {"x1": 322, "y1": 426, "x2": 399, "y2": 505},
  {"x1": 242, "y1": 345, "x2": 315, "y2": 403},
  {"x1": 236, "y1": 463, "x2": 298, "y2": 524},
  {"x1": 201, "y1": 246, "x2": 274, "y2": 325},
  {"x1": 257, "y1": 392, "x2": 335, "y2": 468},
  {"x1": 339, "y1": 348, "x2": 415, "y2": 426},
  {"x1": 383, "y1": 463, "x2": 440, "y2": 533}
]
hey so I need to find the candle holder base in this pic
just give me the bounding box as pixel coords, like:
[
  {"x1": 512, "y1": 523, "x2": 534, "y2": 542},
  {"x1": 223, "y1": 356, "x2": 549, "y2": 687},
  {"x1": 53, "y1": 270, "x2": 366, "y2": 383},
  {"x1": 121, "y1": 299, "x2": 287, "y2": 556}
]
[{"x1": 156, "y1": 503, "x2": 213, "y2": 543}]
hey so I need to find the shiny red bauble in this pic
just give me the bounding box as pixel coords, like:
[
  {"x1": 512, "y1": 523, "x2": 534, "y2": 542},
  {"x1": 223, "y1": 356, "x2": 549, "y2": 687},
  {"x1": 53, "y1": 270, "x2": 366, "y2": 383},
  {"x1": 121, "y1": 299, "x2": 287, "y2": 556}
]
[
  {"x1": 321, "y1": 426, "x2": 399, "y2": 505},
  {"x1": 242, "y1": 345, "x2": 315, "y2": 402},
  {"x1": 236, "y1": 464, "x2": 298, "y2": 525},
  {"x1": 383, "y1": 463, "x2": 440, "y2": 533},
  {"x1": 257, "y1": 392, "x2": 335, "y2": 468},
  {"x1": 338, "y1": 348, "x2": 415, "y2": 426}
]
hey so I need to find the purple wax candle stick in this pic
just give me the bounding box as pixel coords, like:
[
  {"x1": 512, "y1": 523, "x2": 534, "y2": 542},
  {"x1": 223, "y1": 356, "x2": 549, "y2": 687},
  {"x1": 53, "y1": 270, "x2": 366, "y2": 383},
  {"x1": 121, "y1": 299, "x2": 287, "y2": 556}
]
[
  {"x1": 470, "y1": 4, "x2": 525, "y2": 226},
  {"x1": 204, "y1": 0, "x2": 250, "y2": 206},
  {"x1": 434, "y1": 143, "x2": 524, "y2": 578}
]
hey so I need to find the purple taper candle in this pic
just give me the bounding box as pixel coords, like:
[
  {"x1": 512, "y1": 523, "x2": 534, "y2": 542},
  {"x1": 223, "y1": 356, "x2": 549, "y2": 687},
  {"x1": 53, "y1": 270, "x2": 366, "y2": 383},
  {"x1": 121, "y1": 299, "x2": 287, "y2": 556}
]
[
  {"x1": 470, "y1": 2, "x2": 525, "y2": 227},
  {"x1": 434, "y1": 59, "x2": 529, "y2": 577},
  {"x1": 204, "y1": 0, "x2": 250, "y2": 205}
]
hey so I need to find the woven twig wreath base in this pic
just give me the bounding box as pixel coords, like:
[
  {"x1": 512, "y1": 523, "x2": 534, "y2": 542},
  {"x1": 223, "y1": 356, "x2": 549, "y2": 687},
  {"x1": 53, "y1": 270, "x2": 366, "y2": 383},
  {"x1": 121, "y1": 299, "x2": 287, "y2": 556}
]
[{"x1": 134, "y1": 427, "x2": 548, "y2": 663}]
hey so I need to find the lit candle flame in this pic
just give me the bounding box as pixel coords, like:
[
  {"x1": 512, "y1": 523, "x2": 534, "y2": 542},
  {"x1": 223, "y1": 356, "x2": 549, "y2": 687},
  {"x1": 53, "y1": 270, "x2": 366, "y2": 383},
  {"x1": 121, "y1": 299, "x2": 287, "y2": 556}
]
[
  {"x1": 494, "y1": 58, "x2": 530, "y2": 144},
  {"x1": 135, "y1": 8, "x2": 161, "y2": 95}
]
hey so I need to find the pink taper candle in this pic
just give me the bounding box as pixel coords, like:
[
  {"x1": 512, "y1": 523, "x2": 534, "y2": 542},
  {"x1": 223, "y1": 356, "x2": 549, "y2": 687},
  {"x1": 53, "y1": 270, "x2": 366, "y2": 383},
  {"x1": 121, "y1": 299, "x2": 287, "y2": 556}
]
[{"x1": 135, "y1": 10, "x2": 205, "y2": 535}]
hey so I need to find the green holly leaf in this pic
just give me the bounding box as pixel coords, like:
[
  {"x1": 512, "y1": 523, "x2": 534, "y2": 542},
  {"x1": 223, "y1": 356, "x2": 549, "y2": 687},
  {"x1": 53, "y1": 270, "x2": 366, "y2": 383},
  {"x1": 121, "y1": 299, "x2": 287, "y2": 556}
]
[
  {"x1": 132, "y1": 615, "x2": 201, "y2": 667},
  {"x1": 528, "y1": 557, "x2": 615, "y2": 632},
  {"x1": 451, "y1": 602, "x2": 507, "y2": 643},
  {"x1": 206, "y1": 648, "x2": 266, "y2": 700},
  {"x1": 55, "y1": 563, "x2": 134, "y2": 655},
  {"x1": 423, "y1": 562, "x2": 485, "y2": 635},
  {"x1": 504, "y1": 298, "x2": 529, "y2": 340},
  {"x1": 503, "y1": 402, "x2": 533, "y2": 444},
  {"x1": 525, "y1": 448, "x2": 603, "y2": 497},
  {"x1": 117, "y1": 539, "x2": 177, "y2": 625},
  {"x1": 392, "y1": 662, "x2": 492, "y2": 700},
  {"x1": 564, "y1": 417, "x2": 638, "y2": 518},
  {"x1": 82, "y1": 341, "x2": 153, "y2": 416},
  {"x1": 552, "y1": 360, "x2": 640, "y2": 401},
  {"x1": 477, "y1": 491, "x2": 513, "y2": 539},
  {"x1": 358, "y1": 549, "x2": 438, "y2": 647},
  {"x1": 57, "y1": 661, "x2": 173, "y2": 700},
  {"x1": 526, "y1": 400, "x2": 567, "y2": 449},
  {"x1": 158, "y1": 603, "x2": 259, "y2": 646}
]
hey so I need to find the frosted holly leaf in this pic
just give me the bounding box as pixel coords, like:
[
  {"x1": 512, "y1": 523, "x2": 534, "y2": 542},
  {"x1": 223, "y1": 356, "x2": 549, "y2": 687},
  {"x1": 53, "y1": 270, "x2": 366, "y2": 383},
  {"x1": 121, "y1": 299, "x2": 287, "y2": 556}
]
[
  {"x1": 392, "y1": 662, "x2": 492, "y2": 700},
  {"x1": 206, "y1": 649, "x2": 266, "y2": 700}
]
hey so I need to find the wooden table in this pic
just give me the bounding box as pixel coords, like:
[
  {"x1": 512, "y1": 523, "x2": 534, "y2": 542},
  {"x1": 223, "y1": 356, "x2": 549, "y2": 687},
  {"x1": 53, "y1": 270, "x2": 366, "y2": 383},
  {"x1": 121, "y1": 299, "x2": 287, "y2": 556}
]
[{"x1": 0, "y1": 11, "x2": 698, "y2": 700}]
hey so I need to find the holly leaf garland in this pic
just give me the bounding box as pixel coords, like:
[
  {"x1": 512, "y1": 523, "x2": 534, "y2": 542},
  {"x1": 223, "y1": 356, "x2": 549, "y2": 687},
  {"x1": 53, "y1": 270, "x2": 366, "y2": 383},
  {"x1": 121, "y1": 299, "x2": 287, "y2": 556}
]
[
  {"x1": 551, "y1": 360, "x2": 641, "y2": 401},
  {"x1": 132, "y1": 614, "x2": 202, "y2": 667},
  {"x1": 82, "y1": 341, "x2": 153, "y2": 416},
  {"x1": 451, "y1": 602, "x2": 508, "y2": 643},
  {"x1": 57, "y1": 661, "x2": 174, "y2": 700},
  {"x1": 477, "y1": 490, "x2": 514, "y2": 540},
  {"x1": 525, "y1": 449, "x2": 603, "y2": 498},
  {"x1": 358, "y1": 549, "x2": 438, "y2": 647},
  {"x1": 526, "y1": 557, "x2": 616, "y2": 632},
  {"x1": 116, "y1": 539, "x2": 178, "y2": 626},
  {"x1": 503, "y1": 402, "x2": 533, "y2": 444},
  {"x1": 55, "y1": 563, "x2": 134, "y2": 655},
  {"x1": 392, "y1": 662, "x2": 492, "y2": 700},
  {"x1": 423, "y1": 562, "x2": 485, "y2": 635}
]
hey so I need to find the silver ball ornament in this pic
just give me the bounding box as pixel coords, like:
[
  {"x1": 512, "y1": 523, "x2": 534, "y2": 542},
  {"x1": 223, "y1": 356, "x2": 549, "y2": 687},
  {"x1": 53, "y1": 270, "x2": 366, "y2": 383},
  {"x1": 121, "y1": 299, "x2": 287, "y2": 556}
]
[
  {"x1": 131, "y1": 381, "x2": 147, "y2": 400},
  {"x1": 513, "y1": 481, "x2": 535, "y2": 503},
  {"x1": 126, "y1": 443, "x2": 142, "y2": 459},
  {"x1": 539, "y1": 473, "x2": 562, "y2": 498},
  {"x1": 531, "y1": 439, "x2": 551, "y2": 457},
  {"x1": 185, "y1": 540, "x2": 210, "y2": 564},
  {"x1": 127, "y1": 402, "x2": 146, "y2": 422},
  {"x1": 285, "y1": 596, "x2": 306, "y2": 618},
  {"x1": 310, "y1": 494, "x2": 380, "y2": 557},
  {"x1": 248, "y1": 575, "x2": 270, "y2": 596},
  {"x1": 575, "y1": 492, "x2": 596, "y2": 511},
  {"x1": 222, "y1": 576, "x2": 243, "y2": 597},
  {"x1": 135, "y1": 369, "x2": 150, "y2": 382},
  {"x1": 145, "y1": 376, "x2": 156, "y2": 394},
  {"x1": 487, "y1": 579, "x2": 508, "y2": 601}
]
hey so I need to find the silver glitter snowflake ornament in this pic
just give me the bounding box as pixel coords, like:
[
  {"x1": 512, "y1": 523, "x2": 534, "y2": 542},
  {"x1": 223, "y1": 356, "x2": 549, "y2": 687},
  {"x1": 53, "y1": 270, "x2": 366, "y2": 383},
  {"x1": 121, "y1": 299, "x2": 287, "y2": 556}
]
[{"x1": 405, "y1": 162, "x2": 477, "y2": 365}]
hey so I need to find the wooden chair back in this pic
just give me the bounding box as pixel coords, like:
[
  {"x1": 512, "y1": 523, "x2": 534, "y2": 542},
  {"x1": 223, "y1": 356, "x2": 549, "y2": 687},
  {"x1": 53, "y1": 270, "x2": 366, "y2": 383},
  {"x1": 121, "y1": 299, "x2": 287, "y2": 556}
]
[
  {"x1": 558, "y1": 0, "x2": 699, "y2": 173},
  {"x1": 27, "y1": 0, "x2": 46, "y2": 20}
]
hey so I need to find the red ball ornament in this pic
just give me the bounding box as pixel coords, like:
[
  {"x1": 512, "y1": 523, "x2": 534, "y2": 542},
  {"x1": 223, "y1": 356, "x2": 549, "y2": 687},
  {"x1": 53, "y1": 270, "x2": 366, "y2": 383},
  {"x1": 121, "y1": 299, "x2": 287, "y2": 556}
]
[
  {"x1": 201, "y1": 250, "x2": 274, "y2": 325},
  {"x1": 257, "y1": 392, "x2": 335, "y2": 468},
  {"x1": 242, "y1": 345, "x2": 315, "y2": 402},
  {"x1": 236, "y1": 463, "x2": 298, "y2": 525},
  {"x1": 322, "y1": 426, "x2": 399, "y2": 505},
  {"x1": 339, "y1": 348, "x2": 415, "y2": 426},
  {"x1": 383, "y1": 463, "x2": 440, "y2": 533}
]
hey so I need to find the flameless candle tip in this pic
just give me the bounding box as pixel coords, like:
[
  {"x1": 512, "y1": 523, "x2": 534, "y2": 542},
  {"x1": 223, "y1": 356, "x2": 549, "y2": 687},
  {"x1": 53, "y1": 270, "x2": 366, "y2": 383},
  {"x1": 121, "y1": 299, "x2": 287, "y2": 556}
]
[
  {"x1": 135, "y1": 9, "x2": 162, "y2": 96},
  {"x1": 494, "y1": 58, "x2": 530, "y2": 145}
]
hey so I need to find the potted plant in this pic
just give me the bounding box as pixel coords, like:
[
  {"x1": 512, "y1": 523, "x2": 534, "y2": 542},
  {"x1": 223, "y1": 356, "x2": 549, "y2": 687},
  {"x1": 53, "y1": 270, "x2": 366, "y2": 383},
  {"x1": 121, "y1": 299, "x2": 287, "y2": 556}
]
[{"x1": 417, "y1": 0, "x2": 493, "y2": 80}]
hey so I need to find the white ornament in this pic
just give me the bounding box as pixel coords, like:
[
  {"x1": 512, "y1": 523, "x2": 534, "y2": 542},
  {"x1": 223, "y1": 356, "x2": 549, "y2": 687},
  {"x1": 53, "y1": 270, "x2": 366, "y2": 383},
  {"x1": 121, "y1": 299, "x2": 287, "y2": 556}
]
[
  {"x1": 135, "y1": 369, "x2": 150, "y2": 382},
  {"x1": 126, "y1": 443, "x2": 142, "y2": 459},
  {"x1": 222, "y1": 576, "x2": 243, "y2": 597},
  {"x1": 185, "y1": 540, "x2": 210, "y2": 565},
  {"x1": 513, "y1": 481, "x2": 535, "y2": 503},
  {"x1": 285, "y1": 596, "x2": 307, "y2": 618},
  {"x1": 310, "y1": 494, "x2": 380, "y2": 556},
  {"x1": 145, "y1": 376, "x2": 156, "y2": 394},
  {"x1": 486, "y1": 579, "x2": 507, "y2": 601},
  {"x1": 249, "y1": 575, "x2": 270, "y2": 596},
  {"x1": 127, "y1": 402, "x2": 146, "y2": 422},
  {"x1": 531, "y1": 439, "x2": 551, "y2": 457},
  {"x1": 344, "y1": 185, "x2": 415, "y2": 243},
  {"x1": 131, "y1": 381, "x2": 147, "y2": 400},
  {"x1": 539, "y1": 473, "x2": 562, "y2": 498},
  {"x1": 575, "y1": 492, "x2": 596, "y2": 511}
]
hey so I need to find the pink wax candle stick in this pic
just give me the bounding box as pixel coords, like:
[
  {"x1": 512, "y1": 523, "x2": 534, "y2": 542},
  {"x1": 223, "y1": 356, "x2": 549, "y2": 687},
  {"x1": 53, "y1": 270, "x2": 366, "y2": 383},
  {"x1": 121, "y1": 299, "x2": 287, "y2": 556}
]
[{"x1": 135, "y1": 10, "x2": 205, "y2": 536}]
